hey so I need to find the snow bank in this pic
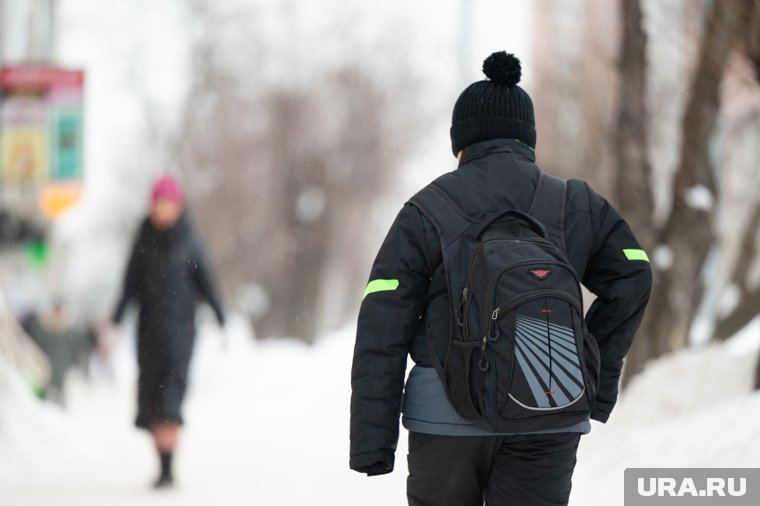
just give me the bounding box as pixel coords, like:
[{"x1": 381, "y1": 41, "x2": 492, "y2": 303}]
[
  {"x1": 1, "y1": 316, "x2": 758, "y2": 505},
  {"x1": 0, "y1": 353, "x2": 66, "y2": 455},
  {"x1": 572, "y1": 319, "x2": 760, "y2": 505}
]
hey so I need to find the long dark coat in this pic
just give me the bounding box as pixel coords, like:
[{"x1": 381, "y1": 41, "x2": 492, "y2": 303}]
[{"x1": 113, "y1": 212, "x2": 224, "y2": 429}]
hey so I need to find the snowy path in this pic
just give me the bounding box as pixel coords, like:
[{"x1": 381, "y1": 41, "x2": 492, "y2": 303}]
[
  {"x1": 0, "y1": 319, "x2": 408, "y2": 505},
  {"x1": 1, "y1": 317, "x2": 758, "y2": 505}
]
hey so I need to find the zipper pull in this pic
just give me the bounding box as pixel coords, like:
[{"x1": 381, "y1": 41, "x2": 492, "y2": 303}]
[
  {"x1": 458, "y1": 288, "x2": 468, "y2": 328},
  {"x1": 488, "y1": 310, "x2": 501, "y2": 341},
  {"x1": 478, "y1": 345, "x2": 490, "y2": 372}
]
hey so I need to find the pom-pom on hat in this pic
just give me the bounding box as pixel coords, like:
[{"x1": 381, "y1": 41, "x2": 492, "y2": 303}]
[
  {"x1": 150, "y1": 174, "x2": 184, "y2": 206},
  {"x1": 450, "y1": 51, "x2": 536, "y2": 156}
]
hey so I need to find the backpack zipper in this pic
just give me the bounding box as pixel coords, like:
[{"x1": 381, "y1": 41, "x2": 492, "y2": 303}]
[
  {"x1": 465, "y1": 254, "x2": 560, "y2": 341},
  {"x1": 463, "y1": 237, "x2": 580, "y2": 344},
  {"x1": 491, "y1": 289, "x2": 582, "y2": 322},
  {"x1": 487, "y1": 289, "x2": 583, "y2": 344},
  {"x1": 483, "y1": 260, "x2": 582, "y2": 332},
  {"x1": 478, "y1": 290, "x2": 582, "y2": 373}
]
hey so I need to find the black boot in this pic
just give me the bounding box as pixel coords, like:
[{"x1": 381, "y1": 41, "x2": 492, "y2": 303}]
[{"x1": 153, "y1": 452, "x2": 174, "y2": 489}]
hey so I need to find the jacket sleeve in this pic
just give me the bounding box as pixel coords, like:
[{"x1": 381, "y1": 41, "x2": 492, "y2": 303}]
[
  {"x1": 350, "y1": 205, "x2": 434, "y2": 476},
  {"x1": 112, "y1": 236, "x2": 142, "y2": 324},
  {"x1": 582, "y1": 184, "x2": 653, "y2": 423},
  {"x1": 191, "y1": 240, "x2": 225, "y2": 326}
]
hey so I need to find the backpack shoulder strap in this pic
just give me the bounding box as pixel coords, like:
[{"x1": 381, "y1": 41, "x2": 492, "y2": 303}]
[
  {"x1": 408, "y1": 183, "x2": 473, "y2": 247},
  {"x1": 528, "y1": 171, "x2": 568, "y2": 254},
  {"x1": 408, "y1": 183, "x2": 474, "y2": 384}
]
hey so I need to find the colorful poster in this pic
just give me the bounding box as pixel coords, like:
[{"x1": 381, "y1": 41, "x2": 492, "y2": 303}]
[
  {"x1": 0, "y1": 126, "x2": 48, "y2": 183},
  {"x1": 50, "y1": 107, "x2": 83, "y2": 180},
  {"x1": 0, "y1": 66, "x2": 85, "y2": 217},
  {"x1": 0, "y1": 67, "x2": 84, "y2": 183}
]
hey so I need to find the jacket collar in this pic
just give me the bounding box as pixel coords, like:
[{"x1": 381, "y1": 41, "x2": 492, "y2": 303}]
[{"x1": 458, "y1": 138, "x2": 536, "y2": 167}]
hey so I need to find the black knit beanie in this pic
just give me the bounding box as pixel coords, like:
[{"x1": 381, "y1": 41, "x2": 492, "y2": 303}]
[{"x1": 450, "y1": 51, "x2": 536, "y2": 156}]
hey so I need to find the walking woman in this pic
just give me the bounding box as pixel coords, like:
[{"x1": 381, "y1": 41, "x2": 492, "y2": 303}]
[{"x1": 112, "y1": 174, "x2": 225, "y2": 488}]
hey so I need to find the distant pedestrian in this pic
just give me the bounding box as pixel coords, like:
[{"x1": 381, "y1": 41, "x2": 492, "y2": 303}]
[
  {"x1": 350, "y1": 52, "x2": 652, "y2": 505},
  {"x1": 112, "y1": 174, "x2": 225, "y2": 489},
  {"x1": 21, "y1": 299, "x2": 91, "y2": 405}
]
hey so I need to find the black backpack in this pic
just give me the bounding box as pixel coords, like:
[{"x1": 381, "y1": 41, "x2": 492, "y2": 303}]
[{"x1": 409, "y1": 172, "x2": 600, "y2": 433}]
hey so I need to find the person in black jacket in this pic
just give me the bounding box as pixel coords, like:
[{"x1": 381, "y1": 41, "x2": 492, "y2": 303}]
[
  {"x1": 350, "y1": 52, "x2": 653, "y2": 505},
  {"x1": 112, "y1": 174, "x2": 225, "y2": 489}
]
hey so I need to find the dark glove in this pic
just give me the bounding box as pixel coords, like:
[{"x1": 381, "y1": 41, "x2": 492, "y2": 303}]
[
  {"x1": 350, "y1": 448, "x2": 395, "y2": 476},
  {"x1": 590, "y1": 407, "x2": 610, "y2": 423},
  {"x1": 357, "y1": 460, "x2": 393, "y2": 477}
]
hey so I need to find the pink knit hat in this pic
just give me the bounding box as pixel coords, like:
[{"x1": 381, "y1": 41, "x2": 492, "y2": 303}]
[{"x1": 150, "y1": 174, "x2": 184, "y2": 205}]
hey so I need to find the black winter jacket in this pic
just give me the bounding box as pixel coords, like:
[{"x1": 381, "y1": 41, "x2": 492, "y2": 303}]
[{"x1": 350, "y1": 139, "x2": 652, "y2": 475}]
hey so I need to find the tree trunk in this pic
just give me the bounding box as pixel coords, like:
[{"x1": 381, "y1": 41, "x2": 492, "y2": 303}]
[
  {"x1": 714, "y1": 288, "x2": 760, "y2": 342},
  {"x1": 613, "y1": 0, "x2": 655, "y2": 252},
  {"x1": 714, "y1": 203, "x2": 760, "y2": 341},
  {"x1": 711, "y1": 3, "x2": 760, "y2": 345},
  {"x1": 624, "y1": 0, "x2": 753, "y2": 384}
]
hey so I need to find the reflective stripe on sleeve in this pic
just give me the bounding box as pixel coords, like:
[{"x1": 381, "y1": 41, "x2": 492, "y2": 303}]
[
  {"x1": 623, "y1": 249, "x2": 649, "y2": 262},
  {"x1": 362, "y1": 279, "x2": 400, "y2": 300}
]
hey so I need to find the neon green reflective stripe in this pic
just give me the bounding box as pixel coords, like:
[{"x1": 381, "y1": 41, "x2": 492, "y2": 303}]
[
  {"x1": 363, "y1": 279, "x2": 400, "y2": 300},
  {"x1": 623, "y1": 249, "x2": 649, "y2": 262},
  {"x1": 513, "y1": 138, "x2": 535, "y2": 152}
]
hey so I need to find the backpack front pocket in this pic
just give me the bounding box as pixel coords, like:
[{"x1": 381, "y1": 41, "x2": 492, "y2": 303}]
[{"x1": 491, "y1": 293, "x2": 587, "y2": 416}]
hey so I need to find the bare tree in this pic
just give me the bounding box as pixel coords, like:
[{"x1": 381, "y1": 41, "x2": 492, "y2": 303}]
[
  {"x1": 535, "y1": 0, "x2": 759, "y2": 384},
  {"x1": 624, "y1": 0, "x2": 756, "y2": 380},
  {"x1": 613, "y1": 0, "x2": 654, "y2": 252},
  {"x1": 173, "y1": 3, "x2": 426, "y2": 341},
  {"x1": 713, "y1": 202, "x2": 760, "y2": 343},
  {"x1": 711, "y1": 2, "x2": 760, "y2": 390}
]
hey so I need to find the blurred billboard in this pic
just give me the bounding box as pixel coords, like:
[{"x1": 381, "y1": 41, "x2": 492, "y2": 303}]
[{"x1": 0, "y1": 66, "x2": 84, "y2": 218}]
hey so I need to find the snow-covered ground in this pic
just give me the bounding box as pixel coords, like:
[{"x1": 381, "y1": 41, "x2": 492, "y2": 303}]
[
  {"x1": 572, "y1": 318, "x2": 760, "y2": 504},
  {"x1": 0, "y1": 316, "x2": 410, "y2": 506},
  {"x1": 1, "y1": 317, "x2": 758, "y2": 506}
]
